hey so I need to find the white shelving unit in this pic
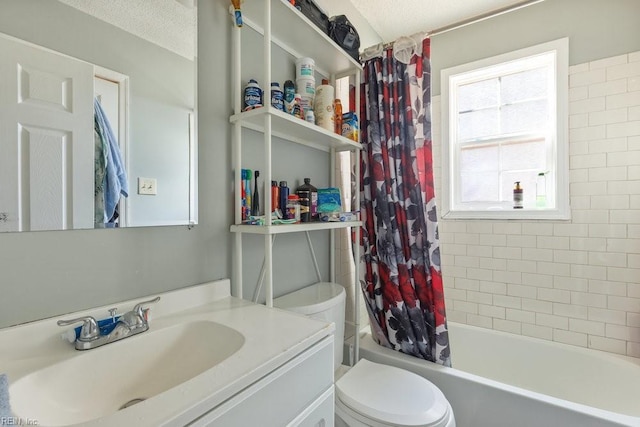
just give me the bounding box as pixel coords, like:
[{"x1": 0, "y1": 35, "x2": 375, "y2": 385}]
[{"x1": 230, "y1": 0, "x2": 362, "y2": 312}]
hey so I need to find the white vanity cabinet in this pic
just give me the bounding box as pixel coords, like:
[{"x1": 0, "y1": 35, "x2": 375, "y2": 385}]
[
  {"x1": 230, "y1": 0, "x2": 362, "y2": 307},
  {"x1": 187, "y1": 336, "x2": 335, "y2": 427}
]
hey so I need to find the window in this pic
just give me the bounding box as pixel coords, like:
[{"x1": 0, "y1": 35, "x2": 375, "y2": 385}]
[{"x1": 441, "y1": 38, "x2": 569, "y2": 219}]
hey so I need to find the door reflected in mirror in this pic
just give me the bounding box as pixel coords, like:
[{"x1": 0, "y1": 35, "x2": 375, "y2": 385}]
[{"x1": 0, "y1": 0, "x2": 197, "y2": 232}]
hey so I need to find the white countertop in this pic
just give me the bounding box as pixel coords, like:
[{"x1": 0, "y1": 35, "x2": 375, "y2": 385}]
[{"x1": 0, "y1": 279, "x2": 334, "y2": 426}]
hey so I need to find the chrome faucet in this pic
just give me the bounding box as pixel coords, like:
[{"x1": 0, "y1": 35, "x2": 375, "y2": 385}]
[{"x1": 58, "y1": 296, "x2": 160, "y2": 350}]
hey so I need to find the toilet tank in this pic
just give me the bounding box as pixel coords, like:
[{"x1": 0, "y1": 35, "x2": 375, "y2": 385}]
[{"x1": 273, "y1": 282, "x2": 346, "y2": 369}]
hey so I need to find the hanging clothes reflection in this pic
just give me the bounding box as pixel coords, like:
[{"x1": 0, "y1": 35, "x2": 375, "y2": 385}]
[{"x1": 94, "y1": 98, "x2": 129, "y2": 228}]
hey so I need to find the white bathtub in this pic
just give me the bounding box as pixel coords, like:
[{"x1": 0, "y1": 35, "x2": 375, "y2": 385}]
[{"x1": 357, "y1": 322, "x2": 640, "y2": 427}]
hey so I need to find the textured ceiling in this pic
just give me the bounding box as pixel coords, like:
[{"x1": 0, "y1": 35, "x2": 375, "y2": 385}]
[
  {"x1": 57, "y1": 0, "x2": 195, "y2": 59},
  {"x1": 57, "y1": 0, "x2": 535, "y2": 58},
  {"x1": 348, "y1": 0, "x2": 534, "y2": 43}
]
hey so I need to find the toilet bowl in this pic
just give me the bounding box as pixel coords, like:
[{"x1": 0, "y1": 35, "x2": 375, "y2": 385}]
[{"x1": 274, "y1": 282, "x2": 455, "y2": 427}]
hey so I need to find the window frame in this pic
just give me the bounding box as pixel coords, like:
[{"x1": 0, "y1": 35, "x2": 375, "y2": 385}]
[{"x1": 441, "y1": 38, "x2": 570, "y2": 220}]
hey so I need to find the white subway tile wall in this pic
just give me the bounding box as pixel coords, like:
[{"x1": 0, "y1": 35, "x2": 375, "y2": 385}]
[{"x1": 434, "y1": 50, "x2": 640, "y2": 358}]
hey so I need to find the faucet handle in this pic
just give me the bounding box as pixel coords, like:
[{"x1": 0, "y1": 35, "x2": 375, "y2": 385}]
[
  {"x1": 57, "y1": 316, "x2": 100, "y2": 342},
  {"x1": 120, "y1": 296, "x2": 161, "y2": 330},
  {"x1": 132, "y1": 296, "x2": 160, "y2": 318}
]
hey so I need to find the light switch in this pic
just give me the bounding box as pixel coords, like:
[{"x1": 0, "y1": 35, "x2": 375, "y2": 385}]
[{"x1": 138, "y1": 177, "x2": 157, "y2": 195}]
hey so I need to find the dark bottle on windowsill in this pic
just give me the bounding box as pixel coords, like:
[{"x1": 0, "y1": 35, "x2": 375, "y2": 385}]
[{"x1": 513, "y1": 181, "x2": 523, "y2": 209}]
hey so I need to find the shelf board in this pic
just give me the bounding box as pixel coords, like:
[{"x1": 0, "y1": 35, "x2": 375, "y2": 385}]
[
  {"x1": 241, "y1": 0, "x2": 361, "y2": 77},
  {"x1": 230, "y1": 220, "x2": 362, "y2": 235},
  {"x1": 230, "y1": 106, "x2": 361, "y2": 152}
]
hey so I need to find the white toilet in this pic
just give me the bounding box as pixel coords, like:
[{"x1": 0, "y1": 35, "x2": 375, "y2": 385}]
[{"x1": 274, "y1": 282, "x2": 456, "y2": 427}]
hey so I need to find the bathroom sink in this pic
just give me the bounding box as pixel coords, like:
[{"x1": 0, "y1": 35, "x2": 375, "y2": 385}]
[{"x1": 9, "y1": 320, "x2": 245, "y2": 426}]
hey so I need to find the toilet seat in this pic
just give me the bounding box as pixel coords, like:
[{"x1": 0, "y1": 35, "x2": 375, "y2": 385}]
[{"x1": 335, "y1": 359, "x2": 452, "y2": 427}]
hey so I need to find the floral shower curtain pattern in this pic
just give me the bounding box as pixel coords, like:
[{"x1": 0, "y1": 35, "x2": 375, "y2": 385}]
[{"x1": 359, "y1": 38, "x2": 450, "y2": 366}]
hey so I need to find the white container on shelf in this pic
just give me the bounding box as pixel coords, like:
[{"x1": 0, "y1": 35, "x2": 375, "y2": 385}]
[
  {"x1": 295, "y1": 57, "x2": 315, "y2": 79},
  {"x1": 296, "y1": 77, "x2": 316, "y2": 111}
]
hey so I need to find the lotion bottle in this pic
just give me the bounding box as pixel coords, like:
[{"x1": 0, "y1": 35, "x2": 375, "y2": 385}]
[{"x1": 513, "y1": 181, "x2": 523, "y2": 209}]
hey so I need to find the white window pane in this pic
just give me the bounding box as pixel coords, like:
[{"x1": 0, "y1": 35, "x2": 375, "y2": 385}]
[
  {"x1": 501, "y1": 100, "x2": 549, "y2": 134},
  {"x1": 443, "y1": 38, "x2": 568, "y2": 218},
  {"x1": 501, "y1": 140, "x2": 547, "y2": 171},
  {"x1": 460, "y1": 145, "x2": 499, "y2": 172},
  {"x1": 461, "y1": 172, "x2": 500, "y2": 202},
  {"x1": 458, "y1": 108, "x2": 499, "y2": 140},
  {"x1": 502, "y1": 67, "x2": 548, "y2": 104},
  {"x1": 458, "y1": 79, "x2": 499, "y2": 112}
]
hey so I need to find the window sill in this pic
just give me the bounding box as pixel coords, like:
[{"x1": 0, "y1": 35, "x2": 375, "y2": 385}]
[{"x1": 442, "y1": 208, "x2": 571, "y2": 221}]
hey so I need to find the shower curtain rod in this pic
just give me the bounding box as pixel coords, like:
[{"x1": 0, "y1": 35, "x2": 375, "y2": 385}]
[{"x1": 376, "y1": 0, "x2": 544, "y2": 50}]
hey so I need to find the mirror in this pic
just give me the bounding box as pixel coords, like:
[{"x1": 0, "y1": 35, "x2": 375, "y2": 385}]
[{"x1": 0, "y1": 0, "x2": 197, "y2": 232}]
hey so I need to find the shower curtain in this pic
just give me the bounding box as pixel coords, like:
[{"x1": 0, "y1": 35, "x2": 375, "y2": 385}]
[{"x1": 359, "y1": 37, "x2": 450, "y2": 366}]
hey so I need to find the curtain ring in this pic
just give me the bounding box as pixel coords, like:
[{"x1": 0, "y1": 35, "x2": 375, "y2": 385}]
[{"x1": 392, "y1": 36, "x2": 417, "y2": 64}]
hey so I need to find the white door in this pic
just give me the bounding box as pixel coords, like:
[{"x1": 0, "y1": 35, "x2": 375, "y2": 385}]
[{"x1": 0, "y1": 35, "x2": 94, "y2": 232}]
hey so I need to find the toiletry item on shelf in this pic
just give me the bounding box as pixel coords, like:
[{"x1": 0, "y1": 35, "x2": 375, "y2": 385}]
[
  {"x1": 536, "y1": 172, "x2": 546, "y2": 208},
  {"x1": 241, "y1": 169, "x2": 248, "y2": 220},
  {"x1": 513, "y1": 181, "x2": 523, "y2": 209},
  {"x1": 252, "y1": 170, "x2": 260, "y2": 216},
  {"x1": 317, "y1": 187, "x2": 342, "y2": 214},
  {"x1": 240, "y1": 169, "x2": 246, "y2": 220},
  {"x1": 270, "y1": 82, "x2": 284, "y2": 111},
  {"x1": 296, "y1": 178, "x2": 318, "y2": 222},
  {"x1": 242, "y1": 168, "x2": 252, "y2": 219},
  {"x1": 245, "y1": 213, "x2": 297, "y2": 225},
  {"x1": 296, "y1": 77, "x2": 315, "y2": 112},
  {"x1": 279, "y1": 181, "x2": 290, "y2": 217},
  {"x1": 243, "y1": 79, "x2": 263, "y2": 111},
  {"x1": 286, "y1": 194, "x2": 301, "y2": 223},
  {"x1": 320, "y1": 211, "x2": 357, "y2": 222},
  {"x1": 295, "y1": 57, "x2": 316, "y2": 111},
  {"x1": 342, "y1": 112, "x2": 359, "y2": 141},
  {"x1": 284, "y1": 80, "x2": 295, "y2": 113},
  {"x1": 334, "y1": 99, "x2": 343, "y2": 135},
  {"x1": 292, "y1": 93, "x2": 305, "y2": 119},
  {"x1": 271, "y1": 180, "x2": 279, "y2": 213},
  {"x1": 305, "y1": 109, "x2": 315, "y2": 123},
  {"x1": 315, "y1": 79, "x2": 335, "y2": 131},
  {"x1": 230, "y1": 0, "x2": 243, "y2": 27},
  {"x1": 295, "y1": 57, "x2": 315, "y2": 79}
]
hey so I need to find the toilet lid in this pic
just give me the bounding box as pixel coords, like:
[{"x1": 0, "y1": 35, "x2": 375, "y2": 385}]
[{"x1": 335, "y1": 359, "x2": 450, "y2": 427}]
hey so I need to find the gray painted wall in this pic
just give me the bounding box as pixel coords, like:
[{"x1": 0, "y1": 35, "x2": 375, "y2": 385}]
[
  {"x1": 1, "y1": 0, "x2": 638, "y2": 329},
  {"x1": 431, "y1": 0, "x2": 640, "y2": 94}
]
